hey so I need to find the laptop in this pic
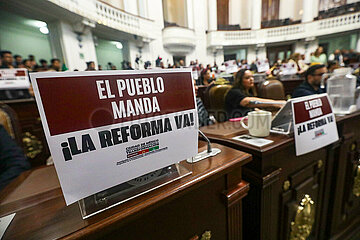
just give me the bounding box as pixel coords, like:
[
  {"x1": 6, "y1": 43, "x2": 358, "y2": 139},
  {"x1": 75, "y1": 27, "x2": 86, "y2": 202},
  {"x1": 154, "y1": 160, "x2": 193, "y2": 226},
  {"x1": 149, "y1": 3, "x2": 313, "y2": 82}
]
[{"x1": 270, "y1": 99, "x2": 293, "y2": 135}]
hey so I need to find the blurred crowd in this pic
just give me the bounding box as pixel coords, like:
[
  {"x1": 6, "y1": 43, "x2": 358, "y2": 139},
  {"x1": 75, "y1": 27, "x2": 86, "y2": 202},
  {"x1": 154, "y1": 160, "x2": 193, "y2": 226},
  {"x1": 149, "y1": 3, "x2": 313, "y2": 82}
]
[{"x1": 1, "y1": 47, "x2": 360, "y2": 85}]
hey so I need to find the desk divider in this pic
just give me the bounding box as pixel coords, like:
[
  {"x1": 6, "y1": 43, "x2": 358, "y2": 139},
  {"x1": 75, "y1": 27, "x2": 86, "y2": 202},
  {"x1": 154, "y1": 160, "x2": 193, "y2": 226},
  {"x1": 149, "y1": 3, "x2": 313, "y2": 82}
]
[{"x1": 78, "y1": 161, "x2": 193, "y2": 219}]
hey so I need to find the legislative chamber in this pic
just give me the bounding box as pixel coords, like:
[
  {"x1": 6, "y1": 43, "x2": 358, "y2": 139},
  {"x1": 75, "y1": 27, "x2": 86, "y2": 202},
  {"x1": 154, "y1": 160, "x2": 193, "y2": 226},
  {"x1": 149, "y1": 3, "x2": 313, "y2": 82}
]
[{"x1": 1, "y1": 0, "x2": 360, "y2": 239}]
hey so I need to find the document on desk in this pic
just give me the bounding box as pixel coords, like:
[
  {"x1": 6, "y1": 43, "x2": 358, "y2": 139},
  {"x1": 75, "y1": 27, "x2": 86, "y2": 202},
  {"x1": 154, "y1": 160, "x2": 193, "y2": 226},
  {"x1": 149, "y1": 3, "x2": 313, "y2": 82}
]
[
  {"x1": 30, "y1": 69, "x2": 198, "y2": 205},
  {"x1": 0, "y1": 213, "x2": 15, "y2": 239},
  {"x1": 232, "y1": 135, "x2": 274, "y2": 147}
]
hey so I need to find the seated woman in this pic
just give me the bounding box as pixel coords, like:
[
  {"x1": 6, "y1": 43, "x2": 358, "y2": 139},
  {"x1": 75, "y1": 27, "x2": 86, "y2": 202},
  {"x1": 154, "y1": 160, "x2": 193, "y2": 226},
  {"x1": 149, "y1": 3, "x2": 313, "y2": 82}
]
[
  {"x1": 225, "y1": 69, "x2": 286, "y2": 119},
  {"x1": 201, "y1": 68, "x2": 212, "y2": 86}
]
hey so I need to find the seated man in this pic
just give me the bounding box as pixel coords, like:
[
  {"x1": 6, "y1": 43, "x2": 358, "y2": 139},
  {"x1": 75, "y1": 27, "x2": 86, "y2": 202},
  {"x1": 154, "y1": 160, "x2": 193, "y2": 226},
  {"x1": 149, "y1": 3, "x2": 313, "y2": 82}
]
[
  {"x1": 0, "y1": 50, "x2": 14, "y2": 69},
  {"x1": 0, "y1": 125, "x2": 30, "y2": 191},
  {"x1": 292, "y1": 64, "x2": 327, "y2": 98}
]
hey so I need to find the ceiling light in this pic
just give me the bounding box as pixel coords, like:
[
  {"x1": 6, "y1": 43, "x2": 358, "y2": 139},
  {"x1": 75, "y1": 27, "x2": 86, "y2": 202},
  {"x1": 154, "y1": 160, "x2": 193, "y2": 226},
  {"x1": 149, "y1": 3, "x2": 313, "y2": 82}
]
[
  {"x1": 39, "y1": 26, "x2": 49, "y2": 34},
  {"x1": 26, "y1": 20, "x2": 47, "y2": 28},
  {"x1": 115, "y1": 42, "x2": 123, "y2": 49}
]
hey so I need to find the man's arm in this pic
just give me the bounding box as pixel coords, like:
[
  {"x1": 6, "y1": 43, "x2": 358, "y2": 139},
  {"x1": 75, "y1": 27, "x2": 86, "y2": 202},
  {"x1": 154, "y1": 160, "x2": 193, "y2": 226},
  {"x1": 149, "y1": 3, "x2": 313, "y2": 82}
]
[{"x1": 0, "y1": 126, "x2": 30, "y2": 190}]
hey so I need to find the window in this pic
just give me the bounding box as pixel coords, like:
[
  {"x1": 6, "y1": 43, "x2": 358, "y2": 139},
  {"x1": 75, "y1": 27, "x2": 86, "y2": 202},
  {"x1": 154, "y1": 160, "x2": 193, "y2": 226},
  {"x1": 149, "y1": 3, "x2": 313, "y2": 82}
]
[
  {"x1": 162, "y1": 0, "x2": 188, "y2": 28},
  {"x1": 262, "y1": 0, "x2": 280, "y2": 22},
  {"x1": 217, "y1": 0, "x2": 229, "y2": 29},
  {"x1": 102, "y1": 0, "x2": 124, "y2": 10},
  {"x1": 319, "y1": 0, "x2": 346, "y2": 11}
]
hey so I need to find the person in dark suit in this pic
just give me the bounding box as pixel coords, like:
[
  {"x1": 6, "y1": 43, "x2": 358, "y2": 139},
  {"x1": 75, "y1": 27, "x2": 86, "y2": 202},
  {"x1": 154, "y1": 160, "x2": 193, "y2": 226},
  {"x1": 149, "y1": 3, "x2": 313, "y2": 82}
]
[
  {"x1": 0, "y1": 125, "x2": 30, "y2": 190},
  {"x1": 292, "y1": 64, "x2": 327, "y2": 98},
  {"x1": 0, "y1": 50, "x2": 14, "y2": 69}
]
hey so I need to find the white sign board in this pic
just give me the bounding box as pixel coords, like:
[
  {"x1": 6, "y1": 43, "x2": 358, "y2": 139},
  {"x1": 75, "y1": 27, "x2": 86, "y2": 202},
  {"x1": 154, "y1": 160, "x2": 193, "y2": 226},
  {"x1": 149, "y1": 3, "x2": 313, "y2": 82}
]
[
  {"x1": 240, "y1": 64, "x2": 249, "y2": 70},
  {"x1": 0, "y1": 213, "x2": 15, "y2": 239},
  {"x1": 256, "y1": 59, "x2": 270, "y2": 73},
  {"x1": 224, "y1": 60, "x2": 239, "y2": 74},
  {"x1": 191, "y1": 66, "x2": 199, "y2": 79},
  {"x1": 0, "y1": 69, "x2": 30, "y2": 89},
  {"x1": 30, "y1": 69, "x2": 198, "y2": 205},
  {"x1": 291, "y1": 93, "x2": 339, "y2": 156},
  {"x1": 281, "y1": 63, "x2": 297, "y2": 75}
]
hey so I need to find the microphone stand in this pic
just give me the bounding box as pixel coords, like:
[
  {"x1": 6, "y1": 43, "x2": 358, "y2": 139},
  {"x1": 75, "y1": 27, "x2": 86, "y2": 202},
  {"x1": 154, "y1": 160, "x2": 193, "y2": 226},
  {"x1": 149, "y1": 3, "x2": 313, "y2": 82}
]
[
  {"x1": 186, "y1": 129, "x2": 221, "y2": 163},
  {"x1": 199, "y1": 130, "x2": 212, "y2": 153}
]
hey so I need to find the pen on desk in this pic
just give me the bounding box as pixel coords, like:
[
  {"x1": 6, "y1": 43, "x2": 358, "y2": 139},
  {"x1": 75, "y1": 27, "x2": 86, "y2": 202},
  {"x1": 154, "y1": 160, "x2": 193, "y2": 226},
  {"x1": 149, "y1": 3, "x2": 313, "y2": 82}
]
[
  {"x1": 249, "y1": 100, "x2": 286, "y2": 105},
  {"x1": 229, "y1": 117, "x2": 248, "y2": 122}
]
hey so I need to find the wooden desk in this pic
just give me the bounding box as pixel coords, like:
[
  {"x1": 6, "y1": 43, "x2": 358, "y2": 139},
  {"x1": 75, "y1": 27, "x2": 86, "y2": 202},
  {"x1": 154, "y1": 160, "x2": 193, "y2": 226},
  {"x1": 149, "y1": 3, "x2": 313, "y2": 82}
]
[
  {"x1": 322, "y1": 111, "x2": 360, "y2": 240},
  {"x1": 0, "y1": 141, "x2": 251, "y2": 240},
  {"x1": 200, "y1": 122, "x2": 328, "y2": 240},
  {"x1": 201, "y1": 111, "x2": 360, "y2": 240}
]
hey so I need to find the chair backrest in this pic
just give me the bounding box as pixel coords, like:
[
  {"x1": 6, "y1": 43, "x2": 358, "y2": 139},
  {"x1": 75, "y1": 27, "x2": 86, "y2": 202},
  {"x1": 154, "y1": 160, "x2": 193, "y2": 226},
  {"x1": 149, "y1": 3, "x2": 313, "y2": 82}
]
[
  {"x1": 208, "y1": 84, "x2": 232, "y2": 122},
  {"x1": 258, "y1": 79, "x2": 285, "y2": 100},
  {"x1": 0, "y1": 103, "x2": 22, "y2": 145},
  {"x1": 202, "y1": 84, "x2": 217, "y2": 110}
]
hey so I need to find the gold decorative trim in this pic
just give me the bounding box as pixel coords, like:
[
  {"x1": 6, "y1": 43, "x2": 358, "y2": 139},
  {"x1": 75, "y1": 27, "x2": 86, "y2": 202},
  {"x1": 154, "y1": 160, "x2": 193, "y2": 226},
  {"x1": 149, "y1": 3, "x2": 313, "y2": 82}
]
[
  {"x1": 22, "y1": 132, "x2": 43, "y2": 159},
  {"x1": 351, "y1": 143, "x2": 356, "y2": 151},
  {"x1": 290, "y1": 194, "x2": 315, "y2": 240},
  {"x1": 283, "y1": 180, "x2": 291, "y2": 191},
  {"x1": 353, "y1": 164, "x2": 360, "y2": 197},
  {"x1": 200, "y1": 231, "x2": 211, "y2": 240},
  {"x1": 317, "y1": 160, "x2": 323, "y2": 169}
]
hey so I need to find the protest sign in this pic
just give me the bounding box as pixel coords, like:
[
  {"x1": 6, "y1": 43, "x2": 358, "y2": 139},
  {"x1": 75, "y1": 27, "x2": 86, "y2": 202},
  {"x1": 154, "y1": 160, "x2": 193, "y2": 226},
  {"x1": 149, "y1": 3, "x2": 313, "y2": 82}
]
[
  {"x1": 256, "y1": 59, "x2": 270, "y2": 73},
  {"x1": 280, "y1": 63, "x2": 297, "y2": 75},
  {"x1": 291, "y1": 94, "x2": 338, "y2": 156},
  {"x1": 224, "y1": 60, "x2": 238, "y2": 74},
  {"x1": 0, "y1": 69, "x2": 30, "y2": 89},
  {"x1": 30, "y1": 69, "x2": 198, "y2": 205},
  {"x1": 191, "y1": 66, "x2": 199, "y2": 79}
]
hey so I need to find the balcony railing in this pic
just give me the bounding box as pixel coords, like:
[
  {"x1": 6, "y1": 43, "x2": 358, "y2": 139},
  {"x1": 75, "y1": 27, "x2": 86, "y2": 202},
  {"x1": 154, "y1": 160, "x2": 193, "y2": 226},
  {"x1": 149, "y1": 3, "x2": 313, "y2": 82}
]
[
  {"x1": 318, "y1": 12, "x2": 360, "y2": 30},
  {"x1": 266, "y1": 25, "x2": 304, "y2": 38},
  {"x1": 95, "y1": 2, "x2": 139, "y2": 29},
  {"x1": 47, "y1": 0, "x2": 156, "y2": 39},
  {"x1": 208, "y1": 11, "x2": 360, "y2": 47}
]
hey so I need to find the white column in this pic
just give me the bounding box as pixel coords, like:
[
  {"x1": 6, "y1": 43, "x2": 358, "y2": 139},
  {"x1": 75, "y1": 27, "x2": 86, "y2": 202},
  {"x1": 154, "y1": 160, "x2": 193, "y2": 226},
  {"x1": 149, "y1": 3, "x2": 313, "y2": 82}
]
[
  {"x1": 356, "y1": 32, "x2": 360, "y2": 52},
  {"x1": 208, "y1": 0, "x2": 217, "y2": 31},
  {"x1": 187, "y1": 0, "x2": 194, "y2": 29},
  {"x1": 302, "y1": 0, "x2": 314, "y2": 23},
  {"x1": 247, "y1": 46, "x2": 256, "y2": 62},
  {"x1": 137, "y1": 0, "x2": 148, "y2": 18},
  {"x1": 47, "y1": 21, "x2": 64, "y2": 61},
  {"x1": 54, "y1": 21, "x2": 98, "y2": 71},
  {"x1": 124, "y1": 0, "x2": 138, "y2": 15},
  {"x1": 313, "y1": 0, "x2": 320, "y2": 19},
  {"x1": 251, "y1": 0, "x2": 262, "y2": 30}
]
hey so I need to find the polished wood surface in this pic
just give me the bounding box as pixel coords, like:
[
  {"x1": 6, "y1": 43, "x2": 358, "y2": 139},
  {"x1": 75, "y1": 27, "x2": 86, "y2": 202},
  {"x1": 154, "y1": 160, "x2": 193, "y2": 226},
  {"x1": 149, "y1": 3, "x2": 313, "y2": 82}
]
[
  {"x1": 201, "y1": 111, "x2": 360, "y2": 240},
  {"x1": 200, "y1": 121, "x2": 294, "y2": 156},
  {"x1": 0, "y1": 141, "x2": 251, "y2": 240}
]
